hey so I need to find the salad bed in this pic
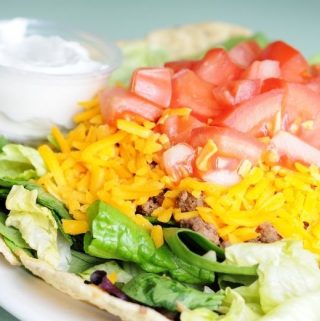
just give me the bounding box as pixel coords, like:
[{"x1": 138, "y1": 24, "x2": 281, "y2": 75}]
[{"x1": 1, "y1": 33, "x2": 320, "y2": 320}]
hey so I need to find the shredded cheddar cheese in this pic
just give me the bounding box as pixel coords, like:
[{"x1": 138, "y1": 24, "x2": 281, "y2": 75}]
[
  {"x1": 151, "y1": 225, "x2": 164, "y2": 248},
  {"x1": 37, "y1": 96, "x2": 320, "y2": 255}
]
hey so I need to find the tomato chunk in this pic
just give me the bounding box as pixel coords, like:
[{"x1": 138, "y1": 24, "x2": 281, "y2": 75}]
[
  {"x1": 162, "y1": 143, "x2": 195, "y2": 181},
  {"x1": 282, "y1": 83, "x2": 320, "y2": 129},
  {"x1": 243, "y1": 60, "x2": 281, "y2": 81},
  {"x1": 164, "y1": 60, "x2": 196, "y2": 73},
  {"x1": 213, "y1": 80, "x2": 261, "y2": 107},
  {"x1": 131, "y1": 68, "x2": 172, "y2": 107},
  {"x1": 171, "y1": 69, "x2": 221, "y2": 121},
  {"x1": 160, "y1": 115, "x2": 204, "y2": 144},
  {"x1": 100, "y1": 87, "x2": 162, "y2": 126},
  {"x1": 261, "y1": 78, "x2": 286, "y2": 93},
  {"x1": 218, "y1": 89, "x2": 284, "y2": 136},
  {"x1": 261, "y1": 41, "x2": 309, "y2": 82},
  {"x1": 190, "y1": 126, "x2": 265, "y2": 163},
  {"x1": 229, "y1": 40, "x2": 262, "y2": 68},
  {"x1": 270, "y1": 131, "x2": 320, "y2": 167},
  {"x1": 212, "y1": 156, "x2": 240, "y2": 171},
  {"x1": 193, "y1": 48, "x2": 241, "y2": 85}
]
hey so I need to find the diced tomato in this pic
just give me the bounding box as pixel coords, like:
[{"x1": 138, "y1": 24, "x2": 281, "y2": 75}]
[
  {"x1": 218, "y1": 89, "x2": 284, "y2": 136},
  {"x1": 282, "y1": 83, "x2": 320, "y2": 129},
  {"x1": 297, "y1": 115, "x2": 320, "y2": 149},
  {"x1": 213, "y1": 79, "x2": 261, "y2": 107},
  {"x1": 306, "y1": 80, "x2": 320, "y2": 95},
  {"x1": 160, "y1": 115, "x2": 204, "y2": 144},
  {"x1": 269, "y1": 131, "x2": 320, "y2": 167},
  {"x1": 131, "y1": 68, "x2": 172, "y2": 107},
  {"x1": 162, "y1": 143, "x2": 195, "y2": 181},
  {"x1": 261, "y1": 41, "x2": 309, "y2": 82},
  {"x1": 201, "y1": 169, "x2": 241, "y2": 186},
  {"x1": 212, "y1": 156, "x2": 240, "y2": 171},
  {"x1": 100, "y1": 87, "x2": 162, "y2": 126},
  {"x1": 171, "y1": 69, "x2": 221, "y2": 121},
  {"x1": 261, "y1": 78, "x2": 286, "y2": 93},
  {"x1": 190, "y1": 126, "x2": 265, "y2": 163},
  {"x1": 193, "y1": 48, "x2": 242, "y2": 85},
  {"x1": 164, "y1": 60, "x2": 196, "y2": 73},
  {"x1": 229, "y1": 40, "x2": 262, "y2": 68},
  {"x1": 243, "y1": 60, "x2": 281, "y2": 81}
]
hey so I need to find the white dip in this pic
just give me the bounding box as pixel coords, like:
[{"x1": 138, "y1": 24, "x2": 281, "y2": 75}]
[{"x1": 0, "y1": 18, "x2": 116, "y2": 142}]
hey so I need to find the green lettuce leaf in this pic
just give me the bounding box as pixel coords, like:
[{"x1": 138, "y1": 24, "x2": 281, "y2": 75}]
[
  {"x1": 218, "y1": 288, "x2": 262, "y2": 321},
  {"x1": 0, "y1": 144, "x2": 47, "y2": 179},
  {"x1": 84, "y1": 201, "x2": 214, "y2": 284},
  {"x1": 5, "y1": 185, "x2": 71, "y2": 270},
  {"x1": 259, "y1": 289, "x2": 320, "y2": 321},
  {"x1": 68, "y1": 250, "x2": 104, "y2": 273},
  {"x1": 122, "y1": 273, "x2": 224, "y2": 312},
  {"x1": 181, "y1": 308, "x2": 219, "y2": 321},
  {"x1": 225, "y1": 241, "x2": 320, "y2": 313},
  {"x1": 0, "y1": 136, "x2": 9, "y2": 151},
  {"x1": 0, "y1": 212, "x2": 30, "y2": 249},
  {"x1": 181, "y1": 288, "x2": 261, "y2": 321}
]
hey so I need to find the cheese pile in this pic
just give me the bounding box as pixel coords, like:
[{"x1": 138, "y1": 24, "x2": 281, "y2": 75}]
[{"x1": 38, "y1": 97, "x2": 320, "y2": 254}]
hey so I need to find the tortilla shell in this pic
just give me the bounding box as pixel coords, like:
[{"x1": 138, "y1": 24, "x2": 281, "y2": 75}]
[
  {"x1": 118, "y1": 21, "x2": 252, "y2": 60},
  {"x1": 16, "y1": 249, "x2": 170, "y2": 321},
  {"x1": 0, "y1": 236, "x2": 21, "y2": 266}
]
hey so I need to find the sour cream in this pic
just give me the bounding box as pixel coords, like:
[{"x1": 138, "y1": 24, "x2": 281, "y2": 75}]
[{"x1": 0, "y1": 18, "x2": 121, "y2": 142}]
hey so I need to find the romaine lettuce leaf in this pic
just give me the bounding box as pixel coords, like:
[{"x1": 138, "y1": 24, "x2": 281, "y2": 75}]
[
  {"x1": 0, "y1": 144, "x2": 47, "y2": 179},
  {"x1": 181, "y1": 288, "x2": 261, "y2": 321},
  {"x1": 5, "y1": 185, "x2": 71, "y2": 271},
  {"x1": 85, "y1": 201, "x2": 214, "y2": 284},
  {"x1": 122, "y1": 273, "x2": 224, "y2": 312}
]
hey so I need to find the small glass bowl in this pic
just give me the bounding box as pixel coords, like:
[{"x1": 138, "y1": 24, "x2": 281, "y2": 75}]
[{"x1": 0, "y1": 18, "x2": 122, "y2": 142}]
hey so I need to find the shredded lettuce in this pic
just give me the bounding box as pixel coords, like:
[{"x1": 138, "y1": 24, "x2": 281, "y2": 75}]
[
  {"x1": 5, "y1": 185, "x2": 71, "y2": 271},
  {"x1": 0, "y1": 144, "x2": 47, "y2": 179}
]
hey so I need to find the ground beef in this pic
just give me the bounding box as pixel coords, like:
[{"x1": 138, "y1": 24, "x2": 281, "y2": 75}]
[
  {"x1": 180, "y1": 216, "x2": 220, "y2": 245},
  {"x1": 254, "y1": 222, "x2": 282, "y2": 243},
  {"x1": 175, "y1": 191, "x2": 204, "y2": 212},
  {"x1": 136, "y1": 192, "x2": 165, "y2": 216}
]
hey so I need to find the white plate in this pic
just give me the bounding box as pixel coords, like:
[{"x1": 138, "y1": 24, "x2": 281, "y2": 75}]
[{"x1": 0, "y1": 256, "x2": 119, "y2": 321}]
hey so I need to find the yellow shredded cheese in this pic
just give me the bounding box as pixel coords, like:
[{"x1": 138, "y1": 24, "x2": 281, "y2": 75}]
[
  {"x1": 151, "y1": 225, "x2": 164, "y2": 248},
  {"x1": 108, "y1": 272, "x2": 118, "y2": 284},
  {"x1": 62, "y1": 219, "x2": 89, "y2": 235},
  {"x1": 36, "y1": 96, "x2": 320, "y2": 255}
]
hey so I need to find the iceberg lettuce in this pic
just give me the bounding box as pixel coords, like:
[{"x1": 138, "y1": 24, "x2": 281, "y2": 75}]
[
  {"x1": 5, "y1": 185, "x2": 70, "y2": 270},
  {"x1": 182, "y1": 240, "x2": 320, "y2": 320},
  {"x1": 0, "y1": 144, "x2": 47, "y2": 179}
]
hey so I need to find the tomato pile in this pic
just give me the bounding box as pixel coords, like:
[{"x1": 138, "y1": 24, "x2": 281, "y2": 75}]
[{"x1": 100, "y1": 40, "x2": 320, "y2": 185}]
